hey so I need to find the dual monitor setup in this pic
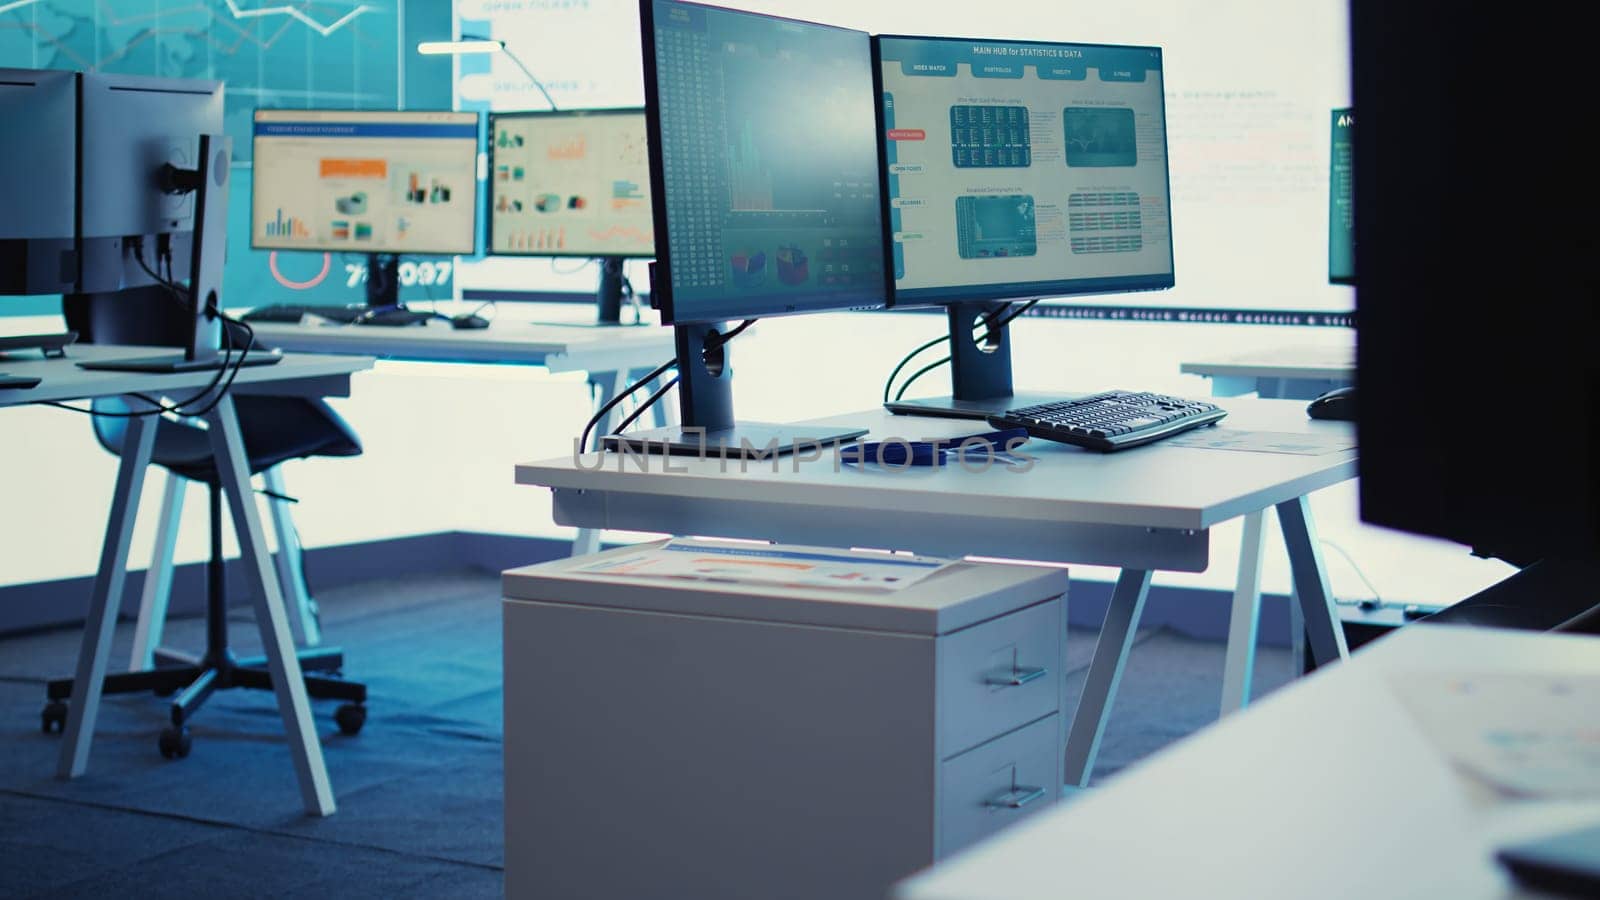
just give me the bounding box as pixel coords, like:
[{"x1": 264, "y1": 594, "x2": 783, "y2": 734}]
[
  {"x1": 622, "y1": 0, "x2": 1194, "y2": 455},
  {"x1": 0, "y1": 69, "x2": 277, "y2": 376},
  {"x1": 250, "y1": 106, "x2": 653, "y2": 322}
]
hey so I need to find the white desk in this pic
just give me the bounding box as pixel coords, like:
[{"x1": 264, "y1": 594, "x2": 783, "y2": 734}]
[
  {"x1": 894, "y1": 625, "x2": 1600, "y2": 900},
  {"x1": 0, "y1": 344, "x2": 374, "y2": 816},
  {"x1": 1181, "y1": 344, "x2": 1355, "y2": 400},
  {"x1": 249, "y1": 314, "x2": 679, "y2": 559},
  {"x1": 515, "y1": 398, "x2": 1358, "y2": 785}
]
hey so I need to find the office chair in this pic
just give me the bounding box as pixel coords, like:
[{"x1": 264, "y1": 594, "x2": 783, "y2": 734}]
[{"x1": 42, "y1": 289, "x2": 368, "y2": 758}]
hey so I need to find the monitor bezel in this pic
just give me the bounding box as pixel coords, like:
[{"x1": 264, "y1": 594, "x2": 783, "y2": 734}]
[
  {"x1": 249, "y1": 107, "x2": 481, "y2": 257},
  {"x1": 872, "y1": 33, "x2": 1177, "y2": 309},
  {"x1": 641, "y1": 0, "x2": 890, "y2": 326},
  {"x1": 485, "y1": 106, "x2": 656, "y2": 260}
]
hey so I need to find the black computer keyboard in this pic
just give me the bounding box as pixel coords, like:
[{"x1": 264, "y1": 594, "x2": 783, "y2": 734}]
[
  {"x1": 241, "y1": 304, "x2": 435, "y2": 327},
  {"x1": 987, "y1": 390, "x2": 1227, "y2": 452}
]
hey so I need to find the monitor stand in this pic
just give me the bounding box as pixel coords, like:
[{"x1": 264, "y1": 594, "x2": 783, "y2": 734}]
[
  {"x1": 603, "y1": 322, "x2": 868, "y2": 458},
  {"x1": 78, "y1": 135, "x2": 282, "y2": 375},
  {"x1": 596, "y1": 257, "x2": 626, "y2": 325},
  {"x1": 366, "y1": 252, "x2": 401, "y2": 308},
  {"x1": 884, "y1": 301, "x2": 1057, "y2": 420}
]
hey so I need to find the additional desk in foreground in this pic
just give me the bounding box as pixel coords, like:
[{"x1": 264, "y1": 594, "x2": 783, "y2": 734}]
[
  {"x1": 1182, "y1": 344, "x2": 1355, "y2": 400},
  {"x1": 516, "y1": 398, "x2": 1358, "y2": 784},
  {"x1": 895, "y1": 625, "x2": 1600, "y2": 900},
  {"x1": 1, "y1": 345, "x2": 374, "y2": 817}
]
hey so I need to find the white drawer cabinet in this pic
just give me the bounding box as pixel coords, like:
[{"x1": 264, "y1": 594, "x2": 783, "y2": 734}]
[{"x1": 503, "y1": 542, "x2": 1068, "y2": 900}]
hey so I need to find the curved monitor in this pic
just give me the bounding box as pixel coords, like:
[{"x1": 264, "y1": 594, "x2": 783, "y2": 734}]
[
  {"x1": 487, "y1": 108, "x2": 655, "y2": 259},
  {"x1": 641, "y1": 0, "x2": 888, "y2": 325},
  {"x1": 875, "y1": 35, "x2": 1175, "y2": 307}
]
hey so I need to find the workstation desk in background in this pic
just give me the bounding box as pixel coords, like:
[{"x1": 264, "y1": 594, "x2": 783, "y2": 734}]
[
  {"x1": 516, "y1": 398, "x2": 1359, "y2": 786},
  {"x1": 246, "y1": 309, "x2": 678, "y2": 557},
  {"x1": 1181, "y1": 343, "x2": 1356, "y2": 400}
]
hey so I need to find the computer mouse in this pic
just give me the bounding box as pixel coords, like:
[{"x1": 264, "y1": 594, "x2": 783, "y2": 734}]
[
  {"x1": 1306, "y1": 386, "x2": 1356, "y2": 421},
  {"x1": 451, "y1": 314, "x2": 490, "y2": 330}
]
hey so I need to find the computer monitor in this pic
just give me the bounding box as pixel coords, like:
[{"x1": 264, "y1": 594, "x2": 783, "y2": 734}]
[
  {"x1": 613, "y1": 0, "x2": 888, "y2": 455},
  {"x1": 488, "y1": 108, "x2": 654, "y2": 324},
  {"x1": 251, "y1": 109, "x2": 479, "y2": 308},
  {"x1": 1352, "y1": 0, "x2": 1600, "y2": 630},
  {"x1": 69, "y1": 73, "x2": 266, "y2": 373},
  {"x1": 1328, "y1": 108, "x2": 1354, "y2": 286},
  {"x1": 874, "y1": 35, "x2": 1175, "y2": 418},
  {"x1": 0, "y1": 68, "x2": 76, "y2": 296}
]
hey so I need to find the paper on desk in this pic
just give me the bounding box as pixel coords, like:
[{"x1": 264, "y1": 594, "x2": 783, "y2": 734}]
[
  {"x1": 1389, "y1": 671, "x2": 1600, "y2": 798},
  {"x1": 1163, "y1": 428, "x2": 1355, "y2": 456},
  {"x1": 572, "y1": 539, "x2": 955, "y2": 593}
]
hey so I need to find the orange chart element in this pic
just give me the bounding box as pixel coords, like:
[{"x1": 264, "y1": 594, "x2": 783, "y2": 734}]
[{"x1": 319, "y1": 158, "x2": 387, "y2": 178}]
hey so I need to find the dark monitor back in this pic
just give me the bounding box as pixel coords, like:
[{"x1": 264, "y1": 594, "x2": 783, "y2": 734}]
[
  {"x1": 78, "y1": 72, "x2": 223, "y2": 293},
  {"x1": 1351, "y1": 1, "x2": 1600, "y2": 562},
  {"x1": 0, "y1": 68, "x2": 77, "y2": 294}
]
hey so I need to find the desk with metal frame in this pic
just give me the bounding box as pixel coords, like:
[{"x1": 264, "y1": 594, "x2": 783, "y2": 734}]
[
  {"x1": 123, "y1": 315, "x2": 680, "y2": 671},
  {"x1": 0, "y1": 344, "x2": 374, "y2": 816},
  {"x1": 515, "y1": 398, "x2": 1357, "y2": 786}
]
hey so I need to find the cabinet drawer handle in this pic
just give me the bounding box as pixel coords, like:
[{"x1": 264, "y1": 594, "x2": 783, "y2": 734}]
[
  {"x1": 984, "y1": 785, "x2": 1046, "y2": 810},
  {"x1": 984, "y1": 665, "x2": 1047, "y2": 687}
]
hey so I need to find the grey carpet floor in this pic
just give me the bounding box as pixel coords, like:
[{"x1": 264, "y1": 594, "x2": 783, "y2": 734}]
[{"x1": 0, "y1": 570, "x2": 1295, "y2": 898}]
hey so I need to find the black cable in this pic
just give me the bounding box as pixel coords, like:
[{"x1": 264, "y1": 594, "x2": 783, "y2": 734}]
[
  {"x1": 155, "y1": 248, "x2": 256, "y2": 418},
  {"x1": 132, "y1": 250, "x2": 236, "y2": 408},
  {"x1": 610, "y1": 375, "x2": 679, "y2": 438},
  {"x1": 883, "y1": 334, "x2": 949, "y2": 403},
  {"x1": 576, "y1": 318, "x2": 758, "y2": 452},
  {"x1": 882, "y1": 300, "x2": 1043, "y2": 403},
  {"x1": 707, "y1": 319, "x2": 755, "y2": 350},
  {"x1": 43, "y1": 253, "x2": 232, "y2": 418},
  {"x1": 893, "y1": 355, "x2": 952, "y2": 402},
  {"x1": 580, "y1": 358, "x2": 678, "y2": 454}
]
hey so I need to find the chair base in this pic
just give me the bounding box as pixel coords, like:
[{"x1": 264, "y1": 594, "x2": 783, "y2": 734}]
[{"x1": 42, "y1": 647, "x2": 367, "y2": 755}]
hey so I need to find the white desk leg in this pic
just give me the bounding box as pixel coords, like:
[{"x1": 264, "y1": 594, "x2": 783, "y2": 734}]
[
  {"x1": 1219, "y1": 510, "x2": 1267, "y2": 716},
  {"x1": 263, "y1": 465, "x2": 321, "y2": 647},
  {"x1": 1276, "y1": 495, "x2": 1349, "y2": 667},
  {"x1": 129, "y1": 472, "x2": 186, "y2": 672},
  {"x1": 572, "y1": 369, "x2": 633, "y2": 558},
  {"x1": 1062, "y1": 568, "x2": 1152, "y2": 788},
  {"x1": 59, "y1": 411, "x2": 157, "y2": 779},
  {"x1": 205, "y1": 395, "x2": 336, "y2": 817}
]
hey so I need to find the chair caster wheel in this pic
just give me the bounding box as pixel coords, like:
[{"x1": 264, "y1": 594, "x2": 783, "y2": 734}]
[
  {"x1": 159, "y1": 726, "x2": 192, "y2": 760},
  {"x1": 335, "y1": 703, "x2": 366, "y2": 736},
  {"x1": 42, "y1": 701, "x2": 68, "y2": 734}
]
